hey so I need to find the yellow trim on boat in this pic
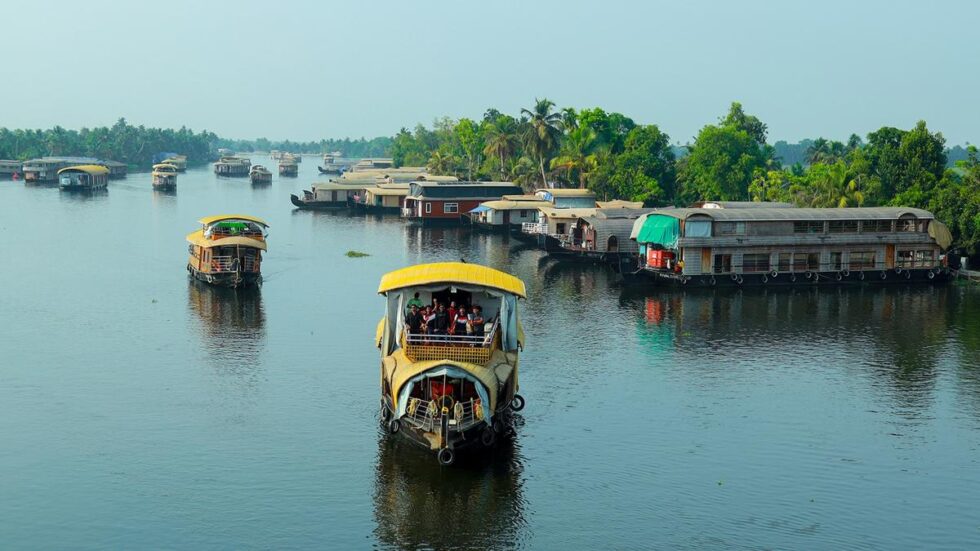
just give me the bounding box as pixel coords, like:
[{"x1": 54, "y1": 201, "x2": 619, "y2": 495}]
[
  {"x1": 57, "y1": 165, "x2": 110, "y2": 176},
  {"x1": 377, "y1": 262, "x2": 526, "y2": 297},
  {"x1": 185, "y1": 230, "x2": 267, "y2": 250},
  {"x1": 197, "y1": 214, "x2": 269, "y2": 227}
]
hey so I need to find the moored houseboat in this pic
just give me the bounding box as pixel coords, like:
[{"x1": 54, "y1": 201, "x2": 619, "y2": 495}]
[
  {"x1": 250, "y1": 164, "x2": 273, "y2": 184},
  {"x1": 278, "y1": 158, "x2": 299, "y2": 177},
  {"x1": 0, "y1": 160, "x2": 21, "y2": 179},
  {"x1": 186, "y1": 215, "x2": 268, "y2": 287},
  {"x1": 628, "y1": 206, "x2": 954, "y2": 286},
  {"x1": 519, "y1": 206, "x2": 598, "y2": 250},
  {"x1": 402, "y1": 181, "x2": 523, "y2": 226},
  {"x1": 376, "y1": 262, "x2": 527, "y2": 466},
  {"x1": 291, "y1": 182, "x2": 372, "y2": 209},
  {"x1": 357, "y1": 184, "x2": 411, "y2": 213},
  {"x1": 554, "y1": 208, "x2": 653, "y2": 263},
  {"x1": 351, "y1": 158, "x2": 394, "y2": 172},
  {"x1": 58, "y1": 165, "x2": 109, "y2": 191},
  {"x1": 534, "y1": 187, "x2": 597, "y2": 208},
  {"x1": 468, "y1": 197, "x2": 553, "y2": 232},
  {"x1": 101, "y1": 160, "x2": 128, "y2": 179},
  {"x1": 151, "y1": 163, "x2": 178, "y2": 190},
  {"x1": 214, "y1": 156, "x2": 251, "y2": 177},
  {"x1": 318, "y1": 153, "x2": 349, "y2": 175}
]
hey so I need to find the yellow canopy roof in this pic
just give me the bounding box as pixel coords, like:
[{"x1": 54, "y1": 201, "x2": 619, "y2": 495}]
[
  {"x1": 152, "y1": 163, "x2": 178, "y2": 171},
  {"x1": 186, "y1": 230, "x2": 267, "y2": 250},
  {"x1": 378, "y1": 262, "x2": 526, "y2": 298},
  {"x1": 197, "y1": 214, "x2": 269, "y2": 227},
  {"x1": 58, "y1": 165, "x2": 109, "y2": 176}
]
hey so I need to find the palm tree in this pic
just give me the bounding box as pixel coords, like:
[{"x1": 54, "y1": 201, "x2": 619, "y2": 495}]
[
  {"x1": 427, "y1": 150, "x2": 459, "y2": 176},
  {"x1": 520, "y1": 98, "x2": 563, "y2": 187},
  {"x1": 809, "y1": 161, "x2": 865, "y2": 208},
  {"x1": 482, "y1": 121, "x2": 520, "y2": 180},
  {"x1": 550, "y1": 127, "x2": 598, "y2": 188}
]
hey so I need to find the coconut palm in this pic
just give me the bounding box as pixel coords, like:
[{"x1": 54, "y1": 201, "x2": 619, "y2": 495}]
[
  {"x1": 427, "y1": 150, "x2": 459, "y2": 176},
  {"x1": 482, "y1": 120, "x2": 520, "y2": 180},
  {"x1": 807, "y1": 161, "x2": 865, "y2": 207},
  {"x1": 550, "y1": 127, "x2": 598, "y2": 188},
  {"x1": 520, "y1": 98, "x2": 564, "y2": 187}
]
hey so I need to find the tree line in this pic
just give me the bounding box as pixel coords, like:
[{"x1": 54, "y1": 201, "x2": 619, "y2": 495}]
[{"x1": 389, "y1": 99, "x2": 979, "y2": 256}]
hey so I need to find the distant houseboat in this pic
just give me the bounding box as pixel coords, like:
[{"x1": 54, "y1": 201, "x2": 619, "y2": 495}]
[
  {"x1": 214, "y1": 156, "x2": 251, "y2": 177},
  {"x1": 533, "y1": 188, "x2": 597, "y2": 208},
  {"x1": 402, "y1": 181, "x2": 523, "y2": 225},
  {"x1": 357, "y1": 184, "x2": 411, "y2": 213},
  {"x1": 151, "y1": 163, "x2": 178, "y2": 190},
  {"x1": 628, "y1": 206, "x2": 954, "y2": 286},
  {"x1": 23, "y1": 157, "x2": 96, "y2": 183},
  {"x1": 519, "y1": 207, "x2": 598, "y2": 250},
  {"x1": 351, "y1": 158, "x2": 394, "y2": 172},
  {"x1": 278, "y1": 158, "x2": 299, "y2": 177},
  {"x1": 376, "y1": 262, "x2": 528, "y2": 466},
  {"x1": 161, "y1": 155, "x2": 187, "y2": 172},
  {"x1": 250, "y1": 165, "x2": 273, "y2": 184},
  {"x1": 58, "y1": 165, "x2": 109, "y2": 191},
  {"x1": 186, "y1": 215, "x2": 268, "y2": 287},
  {"x1": 318, "y1": 153, "x2": 348, "y2": 175},
  {"x1": 0, "y1": 160, "x2": 21, "y2": 179},
  {"x1": 291, "y1": 182, "x2": 371, "y2": 209},
  {"x1": 101, "y1": 160, "x2": 128, "y2": 179}
]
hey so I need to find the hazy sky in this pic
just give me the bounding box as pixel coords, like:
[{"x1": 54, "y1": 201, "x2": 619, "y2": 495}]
[{"x1": 5, "y1": 0, "x2": 978, "y2": 144}]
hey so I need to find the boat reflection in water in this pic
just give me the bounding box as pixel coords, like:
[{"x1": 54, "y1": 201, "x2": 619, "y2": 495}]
[
  {"x1": 373, "y1": 436, "x2": 528, "y2": 549},
  {"x1": 186, "y1": 281, "x2": 266, "y2": 380}
]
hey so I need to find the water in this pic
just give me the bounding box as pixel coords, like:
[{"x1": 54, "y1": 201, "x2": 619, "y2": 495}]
[{"x1": 2, "y1": 159, "x2": 980, "y2": 549}]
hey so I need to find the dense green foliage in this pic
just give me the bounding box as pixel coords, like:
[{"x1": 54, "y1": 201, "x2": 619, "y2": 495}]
[
  {"x1": 0, "y1": 119, "x2": 392, "y2": 166},
  {"x1": 0, "y1": 119, "x2": 217, "y2": 166}
]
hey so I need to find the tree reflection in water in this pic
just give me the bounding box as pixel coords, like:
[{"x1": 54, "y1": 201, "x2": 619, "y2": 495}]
[{"x1": 372, "y1": 435, "x2": 529, "y2": 550}]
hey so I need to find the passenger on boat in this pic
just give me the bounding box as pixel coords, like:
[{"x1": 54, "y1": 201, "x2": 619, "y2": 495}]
[
  {"x1": 468, "y1": 306, "x2": 485, "y2": 338},
  {"x1": 451, "y1": 305, "x2": 469, "y2": 335},
  {"x1": 431, "y1": 303, "x2": 450, "y2": 337},
  {"x1": 405, "y1": 304, "x2": 423, "y2": 342},
  {"x1": 406, "y1": 292, "x2": 424, "y2": 311}
]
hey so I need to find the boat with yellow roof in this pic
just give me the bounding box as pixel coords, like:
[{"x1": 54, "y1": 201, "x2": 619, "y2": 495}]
[
  {"x1": 186, "y1": 215, "x2": 269, "y2": 287},
  {"x1": 376, "y1": 262, "x2": 527, "y2": 466},
  {"x1": 151, "y1": 163, "x2": 178, "y2": 190}
]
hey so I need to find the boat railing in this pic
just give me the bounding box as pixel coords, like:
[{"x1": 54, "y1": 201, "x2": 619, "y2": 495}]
[
  {"x1": 522, "y1": 222, "x2": 548, "y2": 235},
  {"x1": 402, "y1": 320, "x2": 499, "y2": 364},
  {"x1": 404, "y1": 396, "x2": 485, "y2": 433},
  {"x1": 401, "y1": 207, "x2": 413, "y2": 217},
  {"x1": 210, "y1": 255, "x2": 260, "y2": 273}
]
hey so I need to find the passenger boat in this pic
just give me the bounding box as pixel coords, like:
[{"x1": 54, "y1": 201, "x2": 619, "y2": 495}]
[
  {"x1": 161, "y1": 155, "x2": 187, "y2": 172},
  {"x1": 318, "y1": 153, "x2": 348, "y2": 175},
  {"x1": 151, "y1": 163, "x2": 178, "y2": 190},
  {"x1": 214, "y1": 156, "x2": 251, "y2": 177},
  {"x1": 376, "y1": 262, "x2": 527, "y2": 466},
  {"x1": 250, "y1": 165, "x2": 273, "y2": 184},
  {"x1": 186, "y1": 215, "x2": 268, "y2": 287},
  {"x1": 0, "y1": 160, "x2": 21, "y2": 180},
  {"x1": 402, "y1": 181, "x2": 523, "y2": 226},
  {"x1": 552, "y1": 208, "x2": 652, "y2": 264},
  {"x1": 628, "y1": 206, "x2": 954, "y2": 286},
  {"x1": 58, "y1": 165, "x2": 109, "y2": 190},
  {"x1": 278, "y1": 158, "x2": 298, "y2": 177},
  {"x1": 468, "y1": 196, "x2": 552, "y2": 232}
]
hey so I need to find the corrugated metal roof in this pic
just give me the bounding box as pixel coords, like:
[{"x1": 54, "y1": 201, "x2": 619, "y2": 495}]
[
  {"x1": 535, "y1": 188, "x2": 596, "y2": 197},
  {"x1": 646, "y1": 206, "x2": 935, "y2": 222},
  {"x1": 197, "y1": 214, "x2": 269, "y2": 226},
  {"x1": 700, "y1": 201, "x2": 796, "y2": 209},
  {"x1": 480, "y1": 200, "x2": 552, "y2": 211},
  {"x1": 596, "y1": 200, "x2": 644, "y2": 209},
  {"x1": 539, "y1": 207, "x2": 598, "y2": 219}
]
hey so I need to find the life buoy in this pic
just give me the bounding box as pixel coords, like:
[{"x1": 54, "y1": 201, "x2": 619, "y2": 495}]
[
  {"x1": 789, "y1": 274, "x2": 797, "y2": 283},
  {"x1": 710, "y1": 276, "x2": 716, "y2": 286},
  {"x1": 927, "y1": 270, "x2": 936, "y2": 280},
  {"x1": 511, "y1": 394, "x2": 526, "y2": 412},
  {"x1": 904, "y1": 270, "x2": 911, "y2": 280},
  {"x1": 880, "y1": 271, "x2": 887, "y2": 280},
  {"x1": 761, "y1": 274, "x2": 768, "y2": 284},
  {"x1": 842, "y1": 269, "x2": 850, "y2": 277},
  {"x1": 858, "y1": 271, "x2": 866, "y2": 281},
  {"x1": 387, "y1": 419, "x2": 400, "y2": 434},
  {"x1": 437, "y1": 447, "x2": 455, "y2": 466},
  {"x1": 835, "y1": 272, "x2": 843, "y2": 281},
  {"x1": 730, "y1": 274, "x2": 739, "y2": 282},
  {"x1": 770, "y1": 270, "x2": 778, "y2": 278},
  {"x1": 736, "y1": 276, "x2": 744, "y2": 285},
  {"x1": 381, "y1": 404, "x2": 392, "y2": 422},
  {"x1": 805, "y1": 271, "x2": 813, "y2": 279}
]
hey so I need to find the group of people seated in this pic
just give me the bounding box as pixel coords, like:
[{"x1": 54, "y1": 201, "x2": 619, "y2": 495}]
[{"x1": 404, "y1": 292, "x2": 491, "y2": 344}]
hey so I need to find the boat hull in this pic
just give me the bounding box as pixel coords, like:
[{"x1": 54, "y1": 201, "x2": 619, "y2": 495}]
[
  {"x1": 290, "y1": 193, "x2": 349, "y2": 209},
  {"x1": 624, "y1": 267, "x2": 954, "y2": 287},
  {"x1": 381, "y1": 401, "x2": 514, "y2": 459},
  {"x1": 187, "y1": 264, "x2": 261, "y2": 287}
]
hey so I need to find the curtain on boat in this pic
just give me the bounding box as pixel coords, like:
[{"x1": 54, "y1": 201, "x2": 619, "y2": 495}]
[{"x1": 636, "y1": 215, "x2": 680, "y2": 248}]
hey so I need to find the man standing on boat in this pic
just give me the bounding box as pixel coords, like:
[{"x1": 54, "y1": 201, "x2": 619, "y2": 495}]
[
  {"x1": 430, "y1": 303, "x2": 450, "y2": 341},
  {"x1": 406, "y1": 292, "x2": 424, "y2": 311},
  {"x1": 405, "y1": 304, "x2": 423, "y2": 343}
]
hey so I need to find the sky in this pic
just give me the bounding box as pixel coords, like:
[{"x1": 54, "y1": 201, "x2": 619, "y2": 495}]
[{"x1": 3, "y1": 0, "x2": 978, "y2": 144}]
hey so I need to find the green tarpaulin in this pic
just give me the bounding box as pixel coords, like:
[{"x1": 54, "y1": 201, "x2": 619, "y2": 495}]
[{"x1": 636, "y1": 215, "x2": 680, "y2": 248}]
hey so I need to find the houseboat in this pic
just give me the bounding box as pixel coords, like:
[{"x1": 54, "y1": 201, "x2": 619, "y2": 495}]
[
  {"x1": 519, "y1": 206, "x2": 598, "y2": 250},
  {"x1": 628, "y1": 206, "x2": 954, "y2": 286},
  {"x1": 402, "y1": 181, "x2": 523, "y2": 225},
  {"x1": 214, "y1": 156, "x2": 251, "y2": 177},
  {"x1": 468, "y1": 197, "x2": 552, "y2": 232},
  {"x1": 101, "y1": 160, "x2": 128, "y2": 179},
  {"x1": 278, "y1": 158, "x2": 299, "y2": 177},
  {"x1": 24, "y1": 157, "x2": 93, "y2": 183},
  {"x1": 161, "y1": 155, "x2": 187, "y2": 172},
  {"x1": 151, "y1": 163, "x2": 178, "y2": 190},
  {"x1": 356, "y1": 183, "x2": 411, "y2": 213},
  {"x1": 534, "y1": 188, "x2": 597, "y2": 208},
  {"x1": 186, "y1": 214, "x2": 268, "y2": 287},
  {"x1": 351, "y1": 158, "x2": 394, "y2": 172},
  {"x1": 376, "y1": 262, "x2": 527, "y2": 465},
  {"x1": 554, "y1": 208, "x2": 653, "y2": 263},
  {"x1": 0, "y1": 160, "x2": 21, "y2": 179},
  {"x1": 58, "y1": 165, "x2": 109, "y2": 191},
  {"x1": 291, "y1": 182, "x2": 371, "y2": 209},
  {"x1": 250, "y1": 165, "x2": 273, "y2": 184},
  {"x1": 318, "y1": 153, "x2": 348, "y2": 175}
]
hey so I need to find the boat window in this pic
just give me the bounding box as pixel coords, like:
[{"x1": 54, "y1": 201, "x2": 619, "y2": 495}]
[
  {"x1": 444, "y1": 203, "x2": 459, "y2": 214},
  {"x1": 712, "y1": 254, "x2": 732, "y2": 274},
  {"x1": 830, "y1": 252, "x2": 843, "y2": 271},
  {"x1": 863, "y1": 220, "x2": 893, "y2": 232},
  {"x1": 849, "y1": 251, "x2": 875, "y2": 269},
  {"x1": 556, "y1": 223, "x2": 566, "y2": 234},
  {"x1": 520, "y1": 210, "x2": 527, "y2": 218},
  {"x1": 915, "y1": 250, "x2": 935, "y2": 267},
  {"x1": 897, "y1": 250, "x2": 914, "y2": 268},
  {"x1": 828, "y1": 220, "x2": 859, "y2": 233},
  {"x1": 793, "y1": 221, "x2": 824, "y2": 234},
  {"x1": 777, "y1": 253, "x2": 792, "y2": 272},
  {"x1": 898, "y1": 216, "x2": 919, "y2": 232},
  {"x1": 685, "y1": 219, "x2": 712, "y2": 238},
  {"x1": 741, "y1": 253, "x2": 770, "y2": 273},
  {"x1": 792, "y1": 253, "x2": 819, "y2": 271},
  {"x1": 425, "y1": 202, "x2": 432, "y2": 214},
  {"x1": 715, "y1": 222, "x2": 737, "y2": 235}
]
